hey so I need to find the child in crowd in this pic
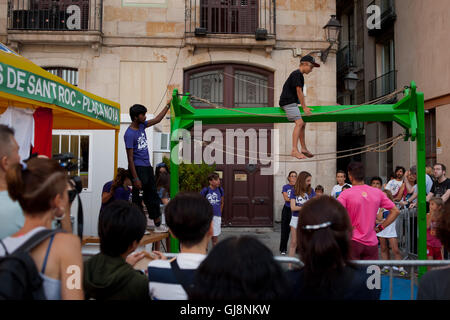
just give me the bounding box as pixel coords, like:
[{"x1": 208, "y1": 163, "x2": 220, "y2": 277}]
[
  {"x1": 289, "y1": 171, "x2": 316, "y2": 264},
  {"x1": 418, "y1": 201, "x2": 450, "y2": 300},
  {"x1": 370, "y1": 177, "x2": 383, "y2": 190},
  {"x1": 148, "y1": 192, "x2": 213, "y2": 300},
  {"x1": 156, "y1": 172, "x2": 170, "y2": 220},
  {"x1": 376, "y1": 190, "x2": 406, "y2": 276},
  {"x1": 331, "y1": 170, "x2": 351, "y2": 198},
  {"x1": 427, "y1": 197, "x2": 444, "y2": 261},
  {"x1": 200, "y1": 173, "x2": 224, "y2": 247},
  {"x1": 84, "y1": 200, "x2": 150, "y2": 300},
  {"x1": 315, "y1": 185, "x2": 324, "y2": 196},
  {"x1": 279, "y1": 171, "x2": 297, "y2": 255}
]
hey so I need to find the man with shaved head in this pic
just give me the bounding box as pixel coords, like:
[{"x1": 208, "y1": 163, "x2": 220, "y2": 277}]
[{"x1": 0, "y1": 124, "x2": 24, "y2": 238}]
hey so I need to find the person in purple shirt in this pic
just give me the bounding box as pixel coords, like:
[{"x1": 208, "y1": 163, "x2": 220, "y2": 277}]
[
  {"x1": 200, "y1": 173, "x2": 224, "y2": 247},
  {"x1": 288, "y1": 171, "x2": 316, "y2": 263},
  {"x1": 124, "y1": 103, "x2": 170, "y2": 233},
  {"x1": 279, "y1": 171, "x2": 297, "y2": 255},
  {"x1": 100, "y1": 168, "x2": 132, "y2": 213}
]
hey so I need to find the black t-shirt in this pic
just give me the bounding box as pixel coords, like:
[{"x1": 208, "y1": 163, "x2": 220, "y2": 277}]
[
  {"x1": 430, "y1": 178, "x2": 450, "y2": 198},
  {"x1": 279, "y1": 69, "x2": 304, "y2": 106},
  {"x1": 417, "y1": 267, "x2": 450, "y2": 300}
]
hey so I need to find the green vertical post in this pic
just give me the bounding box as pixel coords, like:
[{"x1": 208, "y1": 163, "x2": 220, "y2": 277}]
[
  {"x1": 415, "y1": 84, "x2": 427, "y2": 276},
  {"x1": 169, "y1": 90, "x2": 180, "y2": 253}
]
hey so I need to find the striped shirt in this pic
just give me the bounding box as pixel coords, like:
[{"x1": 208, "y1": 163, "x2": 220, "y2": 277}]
[{"x1": 147, "y1": 253, "x2": 205, "y2": 300}]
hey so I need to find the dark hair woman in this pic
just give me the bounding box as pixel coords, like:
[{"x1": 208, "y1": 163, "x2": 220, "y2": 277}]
[
  {"x1": 287, "y1": 195, "x2": 380, "y2": 300},
  {"x1": 189, "y1": 236, "x2": 289, "y2": 300}
]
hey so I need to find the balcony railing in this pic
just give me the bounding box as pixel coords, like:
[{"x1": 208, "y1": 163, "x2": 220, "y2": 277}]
[
  {"x1": 185, "y1": 0, "x2": 276, "y2": 38},
  {"x1": 7, "y1": 0, "x2": 102, "y2": 32},
  {"x1": 369, "y1": 70, "x2": 397, "y2": 100},
  {"x1": 337, "y1": 43, "x2": 357, "y2": 75}
]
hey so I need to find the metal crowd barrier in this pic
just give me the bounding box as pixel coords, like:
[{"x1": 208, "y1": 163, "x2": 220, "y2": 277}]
[
  {"x1": 396, "y1": 206, "x2": 418, "y2": 259},
  {"x1": 274, "y1": 256, "x2": 450, "y2": 300}
]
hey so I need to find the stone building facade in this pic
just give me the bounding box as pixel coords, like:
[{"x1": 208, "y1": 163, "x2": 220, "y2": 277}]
[{"x1": 1, "y1": 0, "x2": 338, "y2": 231}]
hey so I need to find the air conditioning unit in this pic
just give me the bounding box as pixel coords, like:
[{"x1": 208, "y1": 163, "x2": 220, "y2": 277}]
[{"x1": 153, "y1": 132, "x2": 170, "y2": 152}]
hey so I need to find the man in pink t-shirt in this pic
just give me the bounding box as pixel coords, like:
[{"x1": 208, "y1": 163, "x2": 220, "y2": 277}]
[{"x1": 338, "y1": 162, "x2": 400, "y2": 260}]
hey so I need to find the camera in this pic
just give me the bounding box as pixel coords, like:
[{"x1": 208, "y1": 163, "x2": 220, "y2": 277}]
[
  {"x1": 53, "y1": 153, "x2": 84, "y2": 239},
  {"x1": 53, "y1": 153, "x2": 83, "y2": 202}
]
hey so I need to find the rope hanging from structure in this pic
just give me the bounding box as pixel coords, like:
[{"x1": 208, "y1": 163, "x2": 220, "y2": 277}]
[{"x1": 182, "y1": 133, "x2": 405, "y2": 163}]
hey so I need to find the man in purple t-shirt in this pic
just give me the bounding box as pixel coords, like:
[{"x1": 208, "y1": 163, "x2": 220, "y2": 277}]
[
  {"x1": 124, "y1": 103, "x2": 170, "y2": 232},
  {"x1": 338, "y1": 162, "x2": 400, "y2": 260}
]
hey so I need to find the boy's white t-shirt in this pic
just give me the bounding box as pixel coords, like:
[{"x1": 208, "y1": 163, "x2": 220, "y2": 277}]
[
  {"x1": 385, "y1": 179, "x2": 403, "y2": 197},
  {"x1": 331, "y1": 184, "x2": 351, "y2": 198}
]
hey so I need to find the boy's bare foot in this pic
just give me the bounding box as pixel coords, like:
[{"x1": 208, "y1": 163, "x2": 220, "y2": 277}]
[
  {"x1": 292, "y1": 150, "x2": 307, "y2": 159},
  {"x1": 301, "y1": 149, "x2": 314, "y2": 158}
]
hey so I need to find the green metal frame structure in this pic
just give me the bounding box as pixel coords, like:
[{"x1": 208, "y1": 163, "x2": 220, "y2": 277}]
[{"x1": 168, "y1": 81, "x2": 427, "y2": 273}]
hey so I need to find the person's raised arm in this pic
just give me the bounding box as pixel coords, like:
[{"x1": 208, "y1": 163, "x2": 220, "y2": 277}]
[{"x1": 145, "y1": 102, "x2": 171, "y2": 128}]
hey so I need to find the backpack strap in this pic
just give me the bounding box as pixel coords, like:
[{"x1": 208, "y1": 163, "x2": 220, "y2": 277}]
[
  {"x1": 13, "y1": 229, "x2": 64, "y2": 254},
  {"x1": 170, "y1": 259, "x2": 193, "y2": 296},
  {"x1": 0, "y1": 239, "x2": 9, "y2": 256}
]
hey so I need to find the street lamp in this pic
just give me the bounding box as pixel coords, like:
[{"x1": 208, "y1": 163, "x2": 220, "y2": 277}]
[
  {"x1": 321, "y1": 15, "x2": 342, "y2": 63},
  {"x1": 344, "y1": 71, "x2": 359, "y2": 91}
]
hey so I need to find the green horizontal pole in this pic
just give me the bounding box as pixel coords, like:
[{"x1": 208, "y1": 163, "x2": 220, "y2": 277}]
[{"x1": 177, "y1": 104, "x2": 407, "y2": 124}]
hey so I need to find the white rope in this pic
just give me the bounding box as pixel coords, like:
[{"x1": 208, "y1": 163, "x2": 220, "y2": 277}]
[{"x1": 183, "y1": 134, "x2": 404, "y2": 163}]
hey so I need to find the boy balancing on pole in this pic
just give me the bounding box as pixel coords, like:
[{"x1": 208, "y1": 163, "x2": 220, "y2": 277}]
[{"x1": 279, "y1": 55, "x2": 319, "y2": 159}]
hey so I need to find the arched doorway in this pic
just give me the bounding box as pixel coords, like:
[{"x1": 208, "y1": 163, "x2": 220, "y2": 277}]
[{"x1": 184, "y1": 64, "x2": 274, "y2": 227}]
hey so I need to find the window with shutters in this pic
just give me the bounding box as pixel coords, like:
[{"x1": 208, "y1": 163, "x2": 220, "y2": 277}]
[
  {"x1": 44, "y1": 67, "x2": 79, "y2": 87},
  {"x1": 200, "y1": 0, "x2": 258, "y2": 34}
]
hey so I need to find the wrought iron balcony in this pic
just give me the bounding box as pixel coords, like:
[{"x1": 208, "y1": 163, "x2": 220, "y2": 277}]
[
  {"x1": 337, "y1": 43, "x2": 357, "y2": 75},
  {"x1": 7, "y1": 0, "x2": 102, "y2": 32},
  {"x1": 369, "y1": 70, "x2": 397, "y2": 101},
  {"x1": 186, "y1": 0, "x2": 276, "y2": 39}
]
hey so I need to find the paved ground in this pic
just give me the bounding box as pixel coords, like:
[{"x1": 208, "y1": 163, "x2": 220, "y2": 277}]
[{"x1": 216, "y1": 222, "x2": 283, "y2": 256}]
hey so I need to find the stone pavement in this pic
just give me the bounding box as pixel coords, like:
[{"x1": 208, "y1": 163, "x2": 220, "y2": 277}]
[{"x1": 215, "y1": 222, "x2": 283, "y2": 256}]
